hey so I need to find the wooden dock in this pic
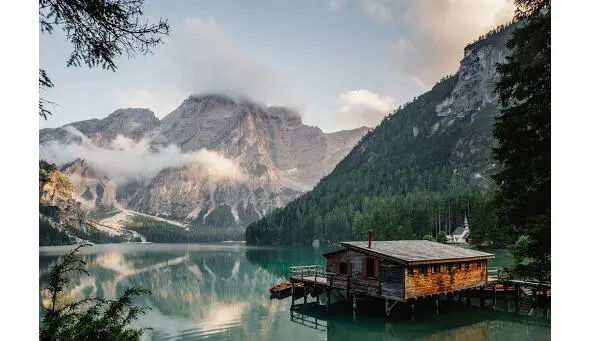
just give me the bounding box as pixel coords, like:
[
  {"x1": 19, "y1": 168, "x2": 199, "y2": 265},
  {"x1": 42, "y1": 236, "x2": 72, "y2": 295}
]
[
  {"x1": 273, "y1": 264, "x2": 550, "y2": 317},
  {"x1": 271, "y1": 240, "x2": 550, "y2": 317}
]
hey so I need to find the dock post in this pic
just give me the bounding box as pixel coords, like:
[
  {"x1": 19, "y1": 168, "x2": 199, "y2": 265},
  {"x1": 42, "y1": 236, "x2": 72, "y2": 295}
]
[
  {"x1": 352, "y1": 294, "x2": 357, "y2": 312},
  {"x1": 503, "y1": 283, "x2": 508, "y2": 312},
  {"x1": 326, "y1": 289, "x2": 331, "y2": 312},
  {"x1": 480, "y1": 286, "x2": 485, "y2": 308},
  {"x1": 435, "y1": 295, "x2": 439, "y2": 316},
  {"x1": 493, "y1": 285, "x2": 497, "y2": 309},
  {"x1": 411, "y1": 301, "x2": 415, "y2": 320},
  {"x1": 291, "y1": 281, "x2": 295, "y2": 306},
  {"x1": 543, "y1": 288, "x2": 548, "y2": 317},
  {"x1": 304, "y1": 287, "x2": 308, "y2": 305},
  {"x1": 515, "y1": 283, "x2": 520, "y2": 312}
]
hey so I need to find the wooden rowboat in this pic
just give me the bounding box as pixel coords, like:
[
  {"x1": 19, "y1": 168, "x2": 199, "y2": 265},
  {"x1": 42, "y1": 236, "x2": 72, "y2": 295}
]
[{"x1": 269, "y1": 280, "x2": 303, "y2": 295}]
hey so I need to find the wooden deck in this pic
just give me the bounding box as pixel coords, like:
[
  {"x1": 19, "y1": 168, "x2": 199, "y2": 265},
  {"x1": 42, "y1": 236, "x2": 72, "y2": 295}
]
[
  {"x1": 300, "y1": 275, "x2": 328, "y2": 285},
  {"x1": 289, "y1": 265, "x2": 348, "y2": 290}
]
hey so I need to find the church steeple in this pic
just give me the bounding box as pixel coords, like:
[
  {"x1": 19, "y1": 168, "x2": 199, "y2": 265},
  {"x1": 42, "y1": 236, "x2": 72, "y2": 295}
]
[{"x1": 464, "y1": 213, "x2": 469, "y2": 229}]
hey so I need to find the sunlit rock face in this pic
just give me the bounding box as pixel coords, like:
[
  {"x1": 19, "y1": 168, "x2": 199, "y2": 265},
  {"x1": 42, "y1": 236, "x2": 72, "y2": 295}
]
[
  {"x1": 39, "y1": 161, "x2": 93, "y2": 236},
  {"x1": 432, "y1": 26, "x2": 514, "y2": 188},
  {"x1": 61, "y1": 159, "x2": 120, "y2": 210},
  {"x1": 40, "y1": 95, "x2": 369, "y2": 229}
]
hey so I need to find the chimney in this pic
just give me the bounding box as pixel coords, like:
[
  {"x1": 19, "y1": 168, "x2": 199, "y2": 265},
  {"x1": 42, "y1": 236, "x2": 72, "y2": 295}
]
[{"x1": 368, "y1": 230, "x2": 373, "y2": 248}]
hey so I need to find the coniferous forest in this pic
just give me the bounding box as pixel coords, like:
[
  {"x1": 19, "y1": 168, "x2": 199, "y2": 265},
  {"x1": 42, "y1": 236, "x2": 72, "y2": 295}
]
[{"x1": 246, "y1": 70, "x2": 505, "y2": 246}]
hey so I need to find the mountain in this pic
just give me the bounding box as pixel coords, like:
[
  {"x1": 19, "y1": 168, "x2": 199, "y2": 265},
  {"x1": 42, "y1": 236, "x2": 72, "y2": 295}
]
[
  {"x1": 39, "y1": 95, "x2": 369, "y2": 238},
  {"x1": 245, "y1": 25, "x2": 516, "y2": 246},
  {"x1": 39, "y1": 161, "x2": 140, "y2": 245}
]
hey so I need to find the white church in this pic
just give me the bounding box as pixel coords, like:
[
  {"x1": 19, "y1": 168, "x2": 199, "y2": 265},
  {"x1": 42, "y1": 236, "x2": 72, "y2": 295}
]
[{"x1": 446, "y1": 215, "x2": 470, "y2": 244}]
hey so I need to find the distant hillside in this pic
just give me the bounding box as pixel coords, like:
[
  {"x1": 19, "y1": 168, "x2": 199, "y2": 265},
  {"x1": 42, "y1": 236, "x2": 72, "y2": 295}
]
[{"x1": 246, "y1": 25, "x2": 517, "y2": 246}]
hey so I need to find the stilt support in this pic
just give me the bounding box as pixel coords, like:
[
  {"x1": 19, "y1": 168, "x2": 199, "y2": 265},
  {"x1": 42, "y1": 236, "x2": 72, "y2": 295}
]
[
  {"x1": 385, "y1": 299, "x2": 398, "y2": 316},
  {"x1": 480, "y1": 286, "x2": 485, "y2": 308},
  {"x1": 515, "y1": 284, "x2": 519, "y2": 311},
  {"x1": 435, "y1": 295, "x2": 439, "y2": 316},
  {"x1": 493, "y1": 285, "x2": 497, "y2": 309}
]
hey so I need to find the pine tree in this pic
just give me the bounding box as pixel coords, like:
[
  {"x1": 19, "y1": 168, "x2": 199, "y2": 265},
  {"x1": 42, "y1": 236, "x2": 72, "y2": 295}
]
[
  {"x1": 40, "y1": 244, "x2": 151, "y2": 341},
  {"x1": 492, "y1": 0, "x2": 551, "y2": 282}
]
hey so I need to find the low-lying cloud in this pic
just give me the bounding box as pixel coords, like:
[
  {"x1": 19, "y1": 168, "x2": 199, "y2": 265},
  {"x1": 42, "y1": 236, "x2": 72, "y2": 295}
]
[
  {"x1": 334, "y1": 89, "x2": 394, "y2": 130},
  {"x1": 40, "y1": 126, "x2": 247, "y2": 184}
]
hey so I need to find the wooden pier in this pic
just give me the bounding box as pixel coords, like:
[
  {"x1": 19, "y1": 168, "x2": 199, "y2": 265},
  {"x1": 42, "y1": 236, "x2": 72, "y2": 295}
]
[{"x1": 271, "y1": 239, "x2": 551, "y2": 317}]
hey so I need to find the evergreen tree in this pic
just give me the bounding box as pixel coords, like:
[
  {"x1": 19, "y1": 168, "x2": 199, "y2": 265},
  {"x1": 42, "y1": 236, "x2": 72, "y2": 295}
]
[
  {"x1": 492, "y1": 0, "x2": 551, "y2": 282},
  {"x1": 40, "y1": 244, "x2": 152, "y2": 341},
  {"x1": 39, "y1": 0, "x2": 169, "y2": 119},
  {"x1": 436, "y1": 231, "x2": 447, "y2": 244}
]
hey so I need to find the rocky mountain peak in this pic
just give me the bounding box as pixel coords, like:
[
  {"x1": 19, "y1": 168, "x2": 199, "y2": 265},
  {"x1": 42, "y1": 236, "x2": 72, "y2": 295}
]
[{"x1": 40, "y1": 94, "x2": 369, "y2": 234}]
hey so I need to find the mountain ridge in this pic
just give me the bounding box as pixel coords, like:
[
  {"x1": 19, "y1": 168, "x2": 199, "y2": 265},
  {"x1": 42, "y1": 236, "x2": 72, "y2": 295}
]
[{"x1": 39, "y1": 94, "x2": 369, "y2": 237}]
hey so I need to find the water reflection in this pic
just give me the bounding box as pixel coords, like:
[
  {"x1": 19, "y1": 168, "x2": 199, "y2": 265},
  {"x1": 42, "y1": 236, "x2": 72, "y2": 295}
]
[
  {"x1": 39, "y1": 244, "x2": 550, "y2": 341},
  {"x1": 289, "y1": 303, "x2": 550, "y2": 341}
]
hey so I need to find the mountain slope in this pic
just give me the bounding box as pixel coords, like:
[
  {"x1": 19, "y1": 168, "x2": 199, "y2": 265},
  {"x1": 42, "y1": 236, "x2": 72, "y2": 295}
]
[
  {"x1": 246, "y1": 25, "x2": 515, "y2": 246},
  {"x1": 39, "y1": 161, "x2": 140, "y2": 245},
  {"x1": 40, "y1": 95, "x2": 369, "y2": 237}
]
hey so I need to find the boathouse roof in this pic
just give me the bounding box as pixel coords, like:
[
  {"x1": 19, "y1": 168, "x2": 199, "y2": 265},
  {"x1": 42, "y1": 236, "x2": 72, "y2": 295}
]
[{"x1": 325, "y1": 240, "x2": 494, "y2": 265}]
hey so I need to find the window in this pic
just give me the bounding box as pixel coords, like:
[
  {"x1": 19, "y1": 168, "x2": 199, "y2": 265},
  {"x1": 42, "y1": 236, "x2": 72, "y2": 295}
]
[
  {"x1": 476, "y1": 261, "x2": 482, "y2": 269},
  {"x1": 466, "y1": 263, "x2": 470, "y2": 271},
  {"x1": 418, "y1": 266, "x2": 426, "y2": 275},
  {"x1": 446, "y1": 264, "x2": 451, "y2": 273},
  {"x1": 433, "y1": 264, "x2": 440, "y2": 274},
  {"x1": 339, "y1": 262, "x2": 348, "y2": 275},
  {"x1": 408, "y1": 266, "x2": 414, "y2": 276},
  {"x1": 457, "y1": 263, "x2": 462, "y2": 272},
  {"x1": 366, "y1": 258, "x2": 375, "y2": 277}
]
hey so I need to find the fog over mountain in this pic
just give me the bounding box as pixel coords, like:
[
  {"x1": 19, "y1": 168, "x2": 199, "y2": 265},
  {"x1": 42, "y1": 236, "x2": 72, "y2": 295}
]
[{"x1": 40, "y1": 94, "x2": 369, "y2": 231}]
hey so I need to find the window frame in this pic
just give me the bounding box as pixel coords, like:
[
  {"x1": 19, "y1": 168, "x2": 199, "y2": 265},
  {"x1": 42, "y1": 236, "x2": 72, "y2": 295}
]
[
  {"x1": 339, "y1": 262, "x2": 348, "y2": 275},
  {"x1": 365, "y1": 257, "x2": 376, "y2": 278}
]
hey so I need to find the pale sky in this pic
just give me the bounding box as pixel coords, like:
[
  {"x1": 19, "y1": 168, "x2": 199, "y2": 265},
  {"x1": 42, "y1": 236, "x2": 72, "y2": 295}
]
[{"x1": 39, "y1": 0, "x2": 515, "y2": 132}]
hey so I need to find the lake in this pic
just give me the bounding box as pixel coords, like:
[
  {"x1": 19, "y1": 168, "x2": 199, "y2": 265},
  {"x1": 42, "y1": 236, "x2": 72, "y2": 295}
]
[{"x1": 39, "y1": 243, "x2": 550, "y2": 341}]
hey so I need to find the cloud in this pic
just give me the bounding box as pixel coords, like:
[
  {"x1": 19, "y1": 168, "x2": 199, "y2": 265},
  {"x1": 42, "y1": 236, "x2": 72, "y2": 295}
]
[
  {"x1": 360, "y1": 0, "x2": 399, "y2": 22},
  {"x1": 334, "y1": 89, "x2": 394, "y2": 129},
  {"x1": 390, "y1": 0, "x2": 516, "y2": 86},
  {"x1": 114, "y1": 88, "x2": 185, "y2": 118},
  {"x1": 327, "y1": 0, "x2": 347, "y2": 11},
  {"x1": 170, "y1": 17, "x2": 301, "y2": 107},
  {"x1": 112, "y1": 17, "x2": 305, "y2": 118},
  {"x1": 40, "y1": 126, "x2": 247, "y2": 184}
]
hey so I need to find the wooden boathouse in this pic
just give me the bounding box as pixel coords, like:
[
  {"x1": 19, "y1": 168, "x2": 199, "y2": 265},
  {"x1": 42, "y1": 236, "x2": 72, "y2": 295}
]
[{"x1": 277, "y1": 237, "x2": 496, "y2": 315}]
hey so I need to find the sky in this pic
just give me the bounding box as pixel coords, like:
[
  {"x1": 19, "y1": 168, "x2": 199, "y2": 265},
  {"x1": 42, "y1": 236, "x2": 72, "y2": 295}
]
[{"x1": 39, "y1": 0, "x2": 515, "y2": 133}]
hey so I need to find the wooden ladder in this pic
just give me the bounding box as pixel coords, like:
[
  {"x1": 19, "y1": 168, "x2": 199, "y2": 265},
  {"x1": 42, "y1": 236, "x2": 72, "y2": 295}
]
[{"x1": 518, "y1": 287, "x2": 534, "y2": 315}]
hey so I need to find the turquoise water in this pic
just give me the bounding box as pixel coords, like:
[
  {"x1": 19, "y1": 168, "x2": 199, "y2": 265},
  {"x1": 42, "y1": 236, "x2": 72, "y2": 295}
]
[{"x1": 39, "y1": 243, "x2": 550, "y2": 340}]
